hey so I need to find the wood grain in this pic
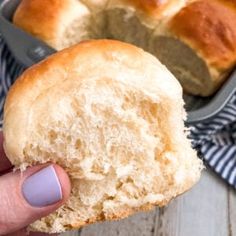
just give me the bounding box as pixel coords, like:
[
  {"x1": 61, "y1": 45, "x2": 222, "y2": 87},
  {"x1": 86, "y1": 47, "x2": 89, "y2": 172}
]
[
  {"x1": 229, "y1": 186, "x2": 236, "y2": 236},
  {"x1": 153, "y1": 170, "x2": 229, "y2": 236},
  {"x1": 61, "y1": 230, "x2": 80, "y2": 236},
  {"x1": 60, "y1": 170, "x2": 233, "y2": 236}
]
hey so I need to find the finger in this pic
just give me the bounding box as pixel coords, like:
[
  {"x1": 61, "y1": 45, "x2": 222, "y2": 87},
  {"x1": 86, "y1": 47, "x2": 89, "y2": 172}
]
[
  {"x1": 0, "y1": 132, "x2": 12, "y2": 173},
  {"x1": 0, "y1": 164, "x2": 71, "y2": 235}
]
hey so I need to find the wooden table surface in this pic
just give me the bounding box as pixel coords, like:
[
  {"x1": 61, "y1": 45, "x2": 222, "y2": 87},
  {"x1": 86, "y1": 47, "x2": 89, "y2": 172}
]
[{"x1": 61, "y1": 169, "x2": 236, "y2": 236}]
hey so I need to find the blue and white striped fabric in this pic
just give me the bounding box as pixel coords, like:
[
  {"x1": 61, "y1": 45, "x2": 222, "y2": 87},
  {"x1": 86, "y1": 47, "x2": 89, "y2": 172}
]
[
  {"x1": 1, "y1": 37, "x2": 236, "y2": 188},
  {"x1": 0, "y1": 37, "x2": 24, "y2": 127},
  {"x1": 190, "y1": 97, "x2": 236, "y2": 188}
]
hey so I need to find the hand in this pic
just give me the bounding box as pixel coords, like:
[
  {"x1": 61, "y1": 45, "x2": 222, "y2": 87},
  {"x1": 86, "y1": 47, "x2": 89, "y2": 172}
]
[{"x1": 0, "y1": 133, "x2": 71, "y2": 236}]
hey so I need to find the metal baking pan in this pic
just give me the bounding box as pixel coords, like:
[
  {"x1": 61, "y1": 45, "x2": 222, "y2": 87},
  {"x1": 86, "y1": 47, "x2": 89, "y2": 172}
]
[{"x1": 1, "y1": 0, "x2": 236, "y2": 124}]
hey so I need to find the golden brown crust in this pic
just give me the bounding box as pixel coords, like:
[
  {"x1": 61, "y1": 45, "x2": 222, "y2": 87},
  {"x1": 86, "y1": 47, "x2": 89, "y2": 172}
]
[
  {"x1": 70, "y1": 207, "x2": 136, "y2": 229},
  {"x1": 70, "y1": 204, "x2": 155, "y2": 230},
  {"x1": 4, "y1": 39, "x2": 142, "y2": 115},
  {"x1": 217, "y1": 0, "x2": 236, "y2": 9},
  {"x1": 66, "y1": 201, "x2": 170, "y2": 231},
  {"x1": 13, "y1": 0, "x2": 73, "y2": 46},
  {"x1": 169, "y1": 0, "x2": 236, "y2": 71},
  {"x1": 127, "y1": 0, "x2": 182, "y2": 16}
]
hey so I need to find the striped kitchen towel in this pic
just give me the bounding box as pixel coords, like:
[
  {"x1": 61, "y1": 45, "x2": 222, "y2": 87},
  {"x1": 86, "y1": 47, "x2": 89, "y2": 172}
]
[
  {"x1": 0, "y1": 37, "x2": 24, "y2": 127},
  {"x1": 190, "y1": 99, "x2": 236, "y2": 188},
  {"x1": 1, "y1": 38, "x2": 236, "y2": 188}
]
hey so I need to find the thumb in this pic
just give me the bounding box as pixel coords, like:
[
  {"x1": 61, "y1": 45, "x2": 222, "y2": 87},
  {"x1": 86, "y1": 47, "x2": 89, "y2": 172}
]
[{"x1": 0, "y1": 164, "x2": 71, "y2": 235}]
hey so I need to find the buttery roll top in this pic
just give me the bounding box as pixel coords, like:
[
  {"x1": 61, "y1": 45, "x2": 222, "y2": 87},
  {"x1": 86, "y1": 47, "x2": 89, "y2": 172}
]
[{"x1": 168, "y1": 0, "x2": 236, "y2": 95}]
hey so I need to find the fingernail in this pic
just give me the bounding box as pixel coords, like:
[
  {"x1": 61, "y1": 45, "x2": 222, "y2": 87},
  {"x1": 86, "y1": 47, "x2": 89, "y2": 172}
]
[{"x1": 22, "y1": 165, "x2": 62, "y2": 207}]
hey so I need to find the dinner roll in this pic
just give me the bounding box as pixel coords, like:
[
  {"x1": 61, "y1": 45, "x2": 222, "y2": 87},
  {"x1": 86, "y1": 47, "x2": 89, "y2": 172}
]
[
  {"x1": 3, "y1": 40, "x2": 202, "y2": 233},
  {"x1": 13, "y1": 0, "x2": 93, "y2": 49},
  {"x1": 152, "y1": 0, "x2": 236, "y2": 96},
  {"x1": 13, "y1": 0, "x2": 236, "y2": 96},
  {"x1": 13, "y1": 0, "x2": 185, "y2": 50}
]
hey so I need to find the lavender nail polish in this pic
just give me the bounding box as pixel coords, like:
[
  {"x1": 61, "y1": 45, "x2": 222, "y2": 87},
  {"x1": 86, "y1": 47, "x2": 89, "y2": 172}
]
[{"x1": 22, "y1": 165, "x2": 62, "y2": 207}]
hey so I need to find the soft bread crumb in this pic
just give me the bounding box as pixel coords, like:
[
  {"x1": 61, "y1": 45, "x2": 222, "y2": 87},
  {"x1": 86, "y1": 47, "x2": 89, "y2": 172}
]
[{"x1": 3, "y1": 40, "x2": 202, "y2": 233}]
